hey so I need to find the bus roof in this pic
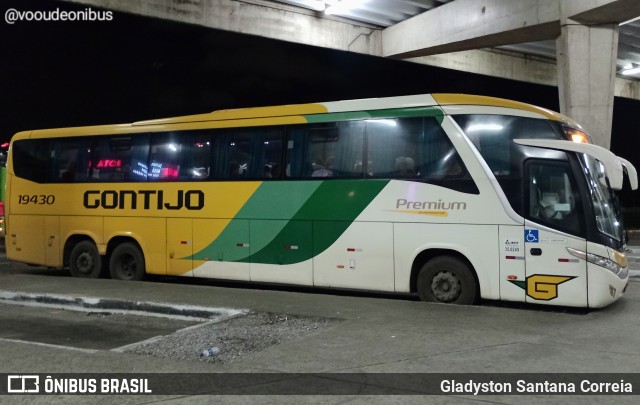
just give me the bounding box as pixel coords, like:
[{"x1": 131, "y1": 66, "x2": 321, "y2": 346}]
[
  {"x1": 432, "y1": 94, "x2": 579, "y2": 127},
  {"x1": 135, "y1": 93, "x2": 576, "y2": 126},
  {"x1": 13, "y1": 93, "x2": 581, "y2": 140}
]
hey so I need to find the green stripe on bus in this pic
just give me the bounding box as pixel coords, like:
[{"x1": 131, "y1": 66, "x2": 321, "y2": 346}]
[
  {"x1": 234, "y1": 182, "x2": 322, "y2": 220},
  {"x1": 291, "y1": 180, "x2": 389, "y2": 221},
  {"x1": 304, "y1": 107, "x2": 443, "y2": 124},
  {"x1": 241, "y1": 180, "x2": 389, "y2": 264},
  {"x1": 194, "y1": 219, "x2": 250, "y2": 262},
  {"x1": 190, "y1": 182, "x2": 321, "y2": 261}
]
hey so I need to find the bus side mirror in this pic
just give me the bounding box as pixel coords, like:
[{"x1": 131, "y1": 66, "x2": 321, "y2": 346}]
[
  {"x1": 514, "y1": 139, "x2": 626, "y2": 190},
  {"x1": 619, "y1": 157, "x2": 638, "y2": 190}
]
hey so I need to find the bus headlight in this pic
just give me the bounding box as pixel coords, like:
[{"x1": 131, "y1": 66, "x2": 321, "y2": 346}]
[
  {"x1": 567, "y1": 247, "x2": 628, "y2": 279},
  {"x1": 608, "y1": 247, "x2": 628, "y2": 268}
]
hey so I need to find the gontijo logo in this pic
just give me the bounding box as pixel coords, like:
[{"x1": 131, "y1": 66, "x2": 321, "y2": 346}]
[
  {"x1": 83, "y1": 190, "x2": 204, "y2": 210},
  {"x1": 509, "y1": 274, "x2": 576, "y2": 300}
]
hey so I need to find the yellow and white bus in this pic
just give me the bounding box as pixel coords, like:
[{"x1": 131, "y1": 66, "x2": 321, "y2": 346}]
[{"x1": 5, "y1": 94, "x2": 638, "y2": 307}]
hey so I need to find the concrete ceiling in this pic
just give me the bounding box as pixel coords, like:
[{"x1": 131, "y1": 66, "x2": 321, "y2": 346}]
[
  {"x1": 276, "y1": 0, "x2": 640, "y2": 78},
  {"x1": 277, "y1": 0, "x2": 453, "y2": 27}
]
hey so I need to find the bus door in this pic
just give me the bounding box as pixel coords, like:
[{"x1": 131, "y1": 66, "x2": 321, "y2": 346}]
[{"x1": 523, "y1": 160, "x2": 587, "y2": 307}]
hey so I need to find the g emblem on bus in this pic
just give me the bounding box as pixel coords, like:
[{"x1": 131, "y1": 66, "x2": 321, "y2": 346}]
[{"x1": 509, "y1": 274, "x2": 576, "y2": 301}]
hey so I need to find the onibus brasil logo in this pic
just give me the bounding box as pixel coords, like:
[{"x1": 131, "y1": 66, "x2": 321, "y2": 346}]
[{"x1": 509, "y1": 274, "x2": 576, "y2": 300}]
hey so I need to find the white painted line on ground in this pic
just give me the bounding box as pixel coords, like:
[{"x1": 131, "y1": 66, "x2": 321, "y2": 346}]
[
  {"x1": 110, "y1": 311, "x2": 248, "y2": 353},
  {"x1": 110, "y1": 335, "x2": 167, "y2": 353},
  {"x1": 0, "y1": 337, "x2": 99, "y2": 354},
  {"x1": 0, "y1": 290, "x2": 247, "y2": 322},
  {"x1": 0, "y1": 298, "x2": 219, "y2": 322}
]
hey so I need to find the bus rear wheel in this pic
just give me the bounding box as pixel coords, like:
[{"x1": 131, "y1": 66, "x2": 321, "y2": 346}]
[
  {"x1": 69, "y1": 241, "x2": 102, "y2": 278},
  {"x1": 417, "y1": 256, "x2": 477, "y2": 305},
  {"x1": 109, "y1": 242, "x2": 145, "y2": 281}
]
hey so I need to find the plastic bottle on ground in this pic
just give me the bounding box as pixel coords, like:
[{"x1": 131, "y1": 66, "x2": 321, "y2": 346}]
[{"x1": 199, "y1": 346, "x2": 220, "y2": 359}]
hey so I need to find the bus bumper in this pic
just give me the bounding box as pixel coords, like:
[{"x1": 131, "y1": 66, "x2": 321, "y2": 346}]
[{"x1": 587, "y1": 262, "x2": 629, "y2": 308}]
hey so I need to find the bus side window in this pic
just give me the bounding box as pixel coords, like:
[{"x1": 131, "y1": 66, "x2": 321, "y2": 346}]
[
  {"x1": 366, "y1": 116, "x2": 468, "y2": 180},
  {"x1": 367, "y1": 118, "x2": 418, "y2": 178},
  {"x1": 227, "y1": 134, "x2": 251, "y2": 179},
  {"x1": 53, "y1": 138, "x2": 92, "y2": 183},
  {"x1": 259, "y1": 127, "x2": 284, "y2": 180},
  {"x1": 526, "y1": 160, "x2": 583, "y2": 236},
  {"x1": 188, "y1": 135, "x2": 212, "y2": 180},
  {"x1": 12, "y1": 139, "x2": 50, "y2": 183},
  {"x1": 213, "y1": 127, "x2": 283, "y2": 180},
  {"x1": 454, "y1": 114, "x2": 561, "y2": 177},
  {"x1": 148, "y1": 132, "x2": 212, "y2": 181},
  {"x1": 92, "y1": 136, "x2": 149, "y2": 181},
  {"x1": 286, "y1": 121, "x2": 364, "y2": 179}
]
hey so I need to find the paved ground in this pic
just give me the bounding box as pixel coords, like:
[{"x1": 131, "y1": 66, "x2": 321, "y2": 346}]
[
  {"x1": 0, "y1": 303, "x2": 201, "y2": 350},
  {"x1": 628, "y1": 231, "x2": 640, "y2": 274},
  {"x1": 1, "y1": 248, "x2": 640, "y2": 404}
]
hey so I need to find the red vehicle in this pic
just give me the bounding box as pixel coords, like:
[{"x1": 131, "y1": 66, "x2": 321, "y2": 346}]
[{"x1": 0, "y1": 201, "x2": 4, "y2": 237}]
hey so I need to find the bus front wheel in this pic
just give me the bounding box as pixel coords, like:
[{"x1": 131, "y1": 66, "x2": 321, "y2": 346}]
[
  {"x1": 417, "y1": 256, "x2": 477, "y2": 305},
  {"x1": 109, "y1": 242, "x2": 145, "y2": 281},
  {"x1": 69, "y1": 241, "x2": 102, "y2": 278}
]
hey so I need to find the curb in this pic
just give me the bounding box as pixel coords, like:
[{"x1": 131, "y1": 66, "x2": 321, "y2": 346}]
[{"x1": 0, "y1": 290, "x2": 247, "y2": 321}]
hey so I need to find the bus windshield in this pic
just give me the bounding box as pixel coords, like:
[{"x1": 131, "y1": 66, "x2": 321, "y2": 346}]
[
  {"x1": 580, "y1": 154, "x2": 624, "y2": 243},
  {"x1": 455, "y1": 114, "x2": 628, "y2": 247}
]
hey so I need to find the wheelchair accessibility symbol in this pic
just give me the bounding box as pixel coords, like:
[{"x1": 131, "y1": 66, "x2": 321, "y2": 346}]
[{"x1": 525, "y1": 229, "x2": 539, "y2": 243}]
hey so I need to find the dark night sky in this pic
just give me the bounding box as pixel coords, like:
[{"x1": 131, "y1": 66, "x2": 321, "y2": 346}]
[{"x1": 1, "y1": 0, "x2": 638, "y2": 204}]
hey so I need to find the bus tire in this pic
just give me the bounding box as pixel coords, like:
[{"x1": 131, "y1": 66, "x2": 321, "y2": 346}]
[
  {"x1": 417, "y1": 256, "x2": 477, "y2": 305},
  {"x1": 109, "y1": 242, "x2": 145, "y2": 281},
  {"x1": 69, "y1": 240, "x2": 103, "y2": 278}
]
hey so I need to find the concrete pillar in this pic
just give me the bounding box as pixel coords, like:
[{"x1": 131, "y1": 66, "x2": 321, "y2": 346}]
[{"x1": 556, "y1": 19, "x2": 619, "y2": 148}]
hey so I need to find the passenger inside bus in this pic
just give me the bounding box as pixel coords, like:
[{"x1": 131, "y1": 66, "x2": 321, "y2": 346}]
[
  {"x1": 395, "y1": 156, "x2": 416, "y2": 177},
  {"x1": 529, "y1": 164, "x2": 581, "y2": 234},
  {"x1": 312, "y1": 158, "x2": 333, "y2": 177}
]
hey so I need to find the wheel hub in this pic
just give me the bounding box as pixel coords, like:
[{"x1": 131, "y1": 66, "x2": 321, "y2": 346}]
[
  {"x1": 431, "y1": 271, "x2": 461, "y2": 302},
  {"x1": 119, "y1": 255, "x2": 135, "y2": 278},
  {"x1": 77, "y1": 252, "x2": 94, "y2": 274}
]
